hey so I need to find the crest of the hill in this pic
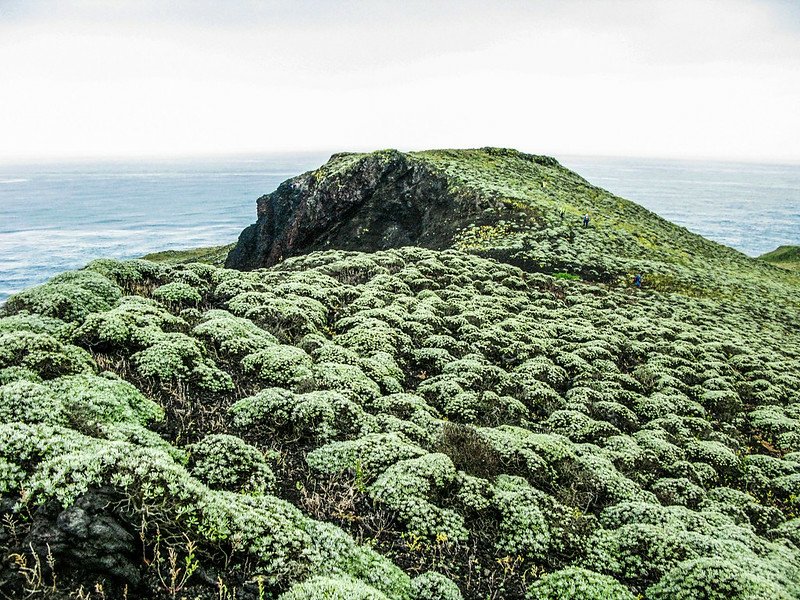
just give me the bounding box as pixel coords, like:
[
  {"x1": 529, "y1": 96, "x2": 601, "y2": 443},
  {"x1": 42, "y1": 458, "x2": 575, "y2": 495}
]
[{"x1": 227, "y1": 147, "x2": 800, "y2": 310}]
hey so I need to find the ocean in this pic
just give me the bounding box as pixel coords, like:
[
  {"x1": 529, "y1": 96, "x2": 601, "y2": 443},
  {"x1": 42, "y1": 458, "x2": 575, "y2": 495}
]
[{"x1": 1, "y1": 153, "x2": 798, "y2": 302}]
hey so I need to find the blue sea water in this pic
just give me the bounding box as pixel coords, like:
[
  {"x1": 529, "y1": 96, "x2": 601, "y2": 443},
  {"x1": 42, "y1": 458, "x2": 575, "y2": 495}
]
[
  {"x1": 1, "y1": 153, "x2": 798, "y2": 303},
  {"x1": 0, "y1": 154, "x2": 327, "y2": 302}
]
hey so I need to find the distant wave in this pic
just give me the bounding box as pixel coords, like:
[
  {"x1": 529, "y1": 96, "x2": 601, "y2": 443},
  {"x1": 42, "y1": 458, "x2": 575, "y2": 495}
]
[{"x1": 0, "y1": 178, "x2": 28, "y2": 184}]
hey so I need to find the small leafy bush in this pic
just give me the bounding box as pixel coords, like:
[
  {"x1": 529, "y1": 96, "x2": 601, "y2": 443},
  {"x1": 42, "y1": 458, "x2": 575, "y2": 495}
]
[
  {"x1": 411, "y1": 571, "x2": 463, "y2": 600},
  {"x1": 646, "y1": 557, "x2": 793, "y2": 600},
  {"x1": 6, "y1": 271, "x2": 120, "y2": 323},
  {"x1": 526, "y1": 567, "x2": 635, "y2": 600},
  {"x1": 152, "y1": 281, "x2": 203, "y2": 306},
  {"x1": 193, "y1": 309, "x2": 277, "y2": 358},
  {"x1": 242, "y1": 345, "x2": 313, "y2": 387},
  {"x1": 188, "y1": 433, "x2": 275, "y2": 494},
  {"x1": 0, "y1": 330, "x2": 94, "y2": 379},
  {"x1": 279, "y1": 575, "x2": 390, "y2": 600},
  {"x1": 132, "y1": 332, "x2": 233, "y2": 391},
  {"x1": 307, "y1": 433, "x2": 426, "y2": 480},
  {"x1": 230, "y1": 388, "x2": 373, "y2": 442},
  {"x1": 370, "y1": 453, "x2": 467, "y2": 540}
]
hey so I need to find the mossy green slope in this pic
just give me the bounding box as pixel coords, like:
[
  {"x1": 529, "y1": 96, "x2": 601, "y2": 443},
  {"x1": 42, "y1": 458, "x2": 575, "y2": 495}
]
[
  {"x1": 410, "y1": 148, "x2": 800, "y2": 306},
  {"x1": 142, "y1": 243, "x2": 235, "y2": 267},
  {"x1": 760, "y1": 245, "x2": 800, "y2": 272}
]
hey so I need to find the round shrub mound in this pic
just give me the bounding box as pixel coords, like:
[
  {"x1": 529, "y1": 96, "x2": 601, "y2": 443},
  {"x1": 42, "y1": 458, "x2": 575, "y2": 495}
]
[
  {"x1": 411, "y1": 571, "x2": 463, "y2": 600},
  {"x1": 242, "y1": 344, "x2": 313, "y2": 387},
  {"x1": 152, "y1": 281, "x2": 203, "y2": 306},
  {"x1": 646, "y1": 557, "x2": 793, "y2": 600},
  {"x1": 188, "y1": 433, "x2": 275, "y2": 494},
  {"x1": 278, "y1": 575, "x2": 390, "y2": 600},
  {"x1": 526, "y1": 567, "x2": 635, "y2": 600}
]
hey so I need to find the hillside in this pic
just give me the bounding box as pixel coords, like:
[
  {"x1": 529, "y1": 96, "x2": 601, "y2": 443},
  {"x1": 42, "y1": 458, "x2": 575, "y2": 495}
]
[
  {"x1": 761, "y1": 245, "x2": 800, "y2": 272},
  {"x1": 227, "y1": 148, "x2": 800, "y2": 308},
  {"x1": 142, "y1": 244, "x2": 236, "y2": 268},
  {"x1": 2, "y1": 149, "x2": 800, "y2": 600}
]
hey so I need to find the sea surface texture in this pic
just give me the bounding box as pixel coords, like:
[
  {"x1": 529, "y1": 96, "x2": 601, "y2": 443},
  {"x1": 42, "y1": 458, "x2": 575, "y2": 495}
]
[{"x1": 1, "y1": 153, "x2": 798, "y2": 302}]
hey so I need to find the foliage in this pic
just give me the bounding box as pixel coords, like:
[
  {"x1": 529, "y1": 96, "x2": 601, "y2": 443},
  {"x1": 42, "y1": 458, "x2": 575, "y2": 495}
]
[
  {"x1": 646, "y1": 557, "x2": 794, "y2": 600},
  {"x1": 0, "y1": 330, "x2": 94, "y2": 378},
  {"x1": 5, "y1": 270, "x2": 121, "y2": 323},
  {"x1": 370, "y1": 453, "x2": 467, "y2": 540},
  {"x1": 3, "y1": 147, "x2": 800, "y2": 598},
  {"x1": 411, "y1": 571, "x2": 463, "y2": 600},
  {"x1": 188, "y1": 433, "x2": 275, "y2": 494},
  {"x1": 307, "y1": 432, "x2": 426, "y2": 480},
  {"x1": 152, "y1": 281, "x2": 203, "y2": 306},
  {"x1": 230, "y1": 388, "x2": 374, "y2": 442},
  {"x1": 48, "y1": 372, "x2": 164, "y2": 427},
  {"x1": 526, "y1": 567, "x2": 635, "y2": 600},
  {"x1": 192, "y1": 309, "x2": 277, "y2": 358},
  {"x1": 241, "y1": 345, "x2": 313, "y2": 387},
  {"x1": 279, "y1": 575, "x2": 391, "y2": 600},
  {"x1": 132, "y1": 332, "x2": 234, "y2": 391}
]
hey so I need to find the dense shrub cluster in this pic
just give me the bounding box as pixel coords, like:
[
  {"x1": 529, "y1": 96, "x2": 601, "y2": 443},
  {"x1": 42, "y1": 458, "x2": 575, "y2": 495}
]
[{"x1": 1, "y1": 243, "x2": 800, "y2": 598}]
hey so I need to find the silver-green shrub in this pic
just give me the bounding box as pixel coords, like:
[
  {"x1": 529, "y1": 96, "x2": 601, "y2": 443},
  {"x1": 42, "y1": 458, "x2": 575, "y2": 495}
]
[
  {"x1": 410, "y1": 571, "x2": 462, "y2": 600},
  {"x1": 192, "y1": 309, "x2": 277, "y2": 357},
  {"x1": 646, "y1": 557, "x2": 793, "y2": 600},
  {"x1": 188, "y1": 433, "x2": 275, "y2": 493},
  {"x1": 526, "y1": 567, "x2": 635, "y2": 600},
  {"x1": 0, "y1": 330, "x2": 94, "y2": 379},
  {"x1": 132, "y1": 332, "x2": 233, "y2": 391},
  {"x1": 278, "y1": 575, "x2": 391, "y2": 600},
  {"x1": 370, "y1": 453, "x2": 467, "y2": 541},
  {"x1": 152, "y1": 281, "x2": 203, "y2": 306},
  {"x1": 307, "y1": 433, "x2": 426, "y2": 480},
  {"x1": 242, "y1": 345, "x2": 313, "y2": 387}
]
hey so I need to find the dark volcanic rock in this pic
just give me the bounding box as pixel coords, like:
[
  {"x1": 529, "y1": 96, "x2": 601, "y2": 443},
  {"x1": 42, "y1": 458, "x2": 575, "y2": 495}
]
[
  {"x1": 20, "y1": 489, "x2": 141, "y2": 589},
  {"x1": 225, "y1": 149, "x2": 491, "y2": 270}
]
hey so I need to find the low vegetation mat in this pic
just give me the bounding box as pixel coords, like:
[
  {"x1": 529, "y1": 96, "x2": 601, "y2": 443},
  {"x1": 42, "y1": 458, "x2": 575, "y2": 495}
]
[{"x1": 2, "y1": 148, "x2": 800, "y2": 599}]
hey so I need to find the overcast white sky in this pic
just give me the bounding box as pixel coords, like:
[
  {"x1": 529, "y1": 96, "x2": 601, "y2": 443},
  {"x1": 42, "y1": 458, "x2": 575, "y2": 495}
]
[{"x1": 1, "y1": 0, "x2": 799, "y2": 162}]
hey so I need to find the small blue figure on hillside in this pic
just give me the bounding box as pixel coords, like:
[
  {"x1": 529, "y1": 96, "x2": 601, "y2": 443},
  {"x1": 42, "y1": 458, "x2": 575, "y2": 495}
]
[
  {"x1": 633, "y1": 273, "x2": 643, "y2": 288},
  {"x1": 582, "y1": 213, "x2": 590, "y2": 227}
]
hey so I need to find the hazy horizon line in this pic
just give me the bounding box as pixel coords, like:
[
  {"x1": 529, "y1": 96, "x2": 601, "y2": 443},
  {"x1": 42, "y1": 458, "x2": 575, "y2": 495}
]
[{"x1": 2, "y1": 147, "x2": 800, "y2": 168}]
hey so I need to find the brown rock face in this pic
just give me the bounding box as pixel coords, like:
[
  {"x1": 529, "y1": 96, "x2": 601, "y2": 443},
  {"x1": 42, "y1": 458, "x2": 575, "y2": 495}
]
[{"x1": 225, "y1": 150, "x2": 484, "y2": 270}]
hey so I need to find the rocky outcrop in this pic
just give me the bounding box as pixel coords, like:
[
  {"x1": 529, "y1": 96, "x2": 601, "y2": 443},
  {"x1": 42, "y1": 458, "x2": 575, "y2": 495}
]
[
  {"x1": 225, "y1": 146, "x2": 772, "y2": 294},
  {"x1": 225, "y1": 149, "x2": 494, "y2": 270},
  {"x1": 1, "y1": 489, "x2": 141, "y2": 594}
]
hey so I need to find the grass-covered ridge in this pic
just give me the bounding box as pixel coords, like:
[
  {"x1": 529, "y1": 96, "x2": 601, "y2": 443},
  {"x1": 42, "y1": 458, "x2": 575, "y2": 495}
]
[
  {"x1": 1, "y1": 243, "x2": 800, "y2": 599},
  {"x1": 761, "y1": 245, "x2": 800, "y2": 272},
  {"x1": 409, "y1": 149, "x2": 800, "y2": 306},
  {"x1": 229, "y1": 148, "x2": 800, "y2": 310},
  {"x1": 142, "y1": 243, "x2": 235, "y2": 267}
]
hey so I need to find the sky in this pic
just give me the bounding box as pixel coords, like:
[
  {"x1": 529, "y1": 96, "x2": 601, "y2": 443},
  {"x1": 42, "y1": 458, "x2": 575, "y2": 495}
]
[{"x1": 1, "y1": 0, "x2": 800, "y2": 162}]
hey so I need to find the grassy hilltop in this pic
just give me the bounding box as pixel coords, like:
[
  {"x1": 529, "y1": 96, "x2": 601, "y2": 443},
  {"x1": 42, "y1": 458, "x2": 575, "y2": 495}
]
[
  {"x1": 228, "y1": 148, "x2": 800, "y2": 308},
  {"x1": 142, "y1": 243, "x2": 236, "y2": 268},
  {"x1": 1, "y1": 149, "x2": 800, "y2": 599},
  {"x1": 761, "y1": 245, "x2": 800, "y2": 272}
]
